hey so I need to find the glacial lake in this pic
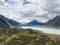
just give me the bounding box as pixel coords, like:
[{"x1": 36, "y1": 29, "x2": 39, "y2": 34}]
[{"x1": 22, "y1": 26, "x2": 60, "y2": 35}]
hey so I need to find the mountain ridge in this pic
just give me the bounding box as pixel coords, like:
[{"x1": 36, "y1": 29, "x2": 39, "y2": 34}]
[
  {"x1": 23, "y1": 20, "x2": 44, "y2": 26},
  {"x1": 0, "y1": 15, "x2": 21, "y2": 29},
  {"x1": 46, "y1": 16, "x2": 60, "y2": 27}
]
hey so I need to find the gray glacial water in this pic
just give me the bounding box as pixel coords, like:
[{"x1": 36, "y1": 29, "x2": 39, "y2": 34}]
[{"x1": 22, "y1": 26, "x2": 60, "y2": 35}]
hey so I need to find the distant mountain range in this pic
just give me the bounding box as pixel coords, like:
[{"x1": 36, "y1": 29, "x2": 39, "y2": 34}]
[
  {"x1": 0, "y1": 15, "x2": 60, "y2": 28},
  {"x1": 0, "y1": 15, "x2": 21, "y2": 29},
  {"x1": 0, "y1": 15, "x2": 45, "y2": 29},
  {"x1": 23, "y1": 20, "x2": 44, "y2": 26},
  {"x1": 46, "y1": 16, "x2": 60, "y2": 27},
  {"x1": 24, "y1": 16, "x2": 60, "y2": 27}
]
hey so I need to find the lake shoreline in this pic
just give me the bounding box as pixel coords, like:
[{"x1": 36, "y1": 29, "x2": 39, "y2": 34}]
[{"x1": 22, "y1": 26, "x2": 60, "y2": 35}]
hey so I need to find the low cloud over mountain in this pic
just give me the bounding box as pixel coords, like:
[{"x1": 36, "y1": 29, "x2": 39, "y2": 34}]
[{"x1": 0, "y1": 0, "x2": 60, "y2": 23}]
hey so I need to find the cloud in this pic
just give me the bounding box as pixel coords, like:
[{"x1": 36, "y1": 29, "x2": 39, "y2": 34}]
[
  {"x1": 0, "y1": 0, "x2": 60, "y2": 23},
  {"x1": 23, "y1": 0, "x2": 31, "y2": 5}
]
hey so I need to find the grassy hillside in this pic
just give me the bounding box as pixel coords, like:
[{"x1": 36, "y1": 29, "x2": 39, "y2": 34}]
[{"x1": 0, "y1": 27, "x2": 60, "y2": 45}]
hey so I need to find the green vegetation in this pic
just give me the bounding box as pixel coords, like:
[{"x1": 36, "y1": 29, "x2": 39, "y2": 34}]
[{"x1": 0, "y1": 27, "x2": 60, "y2": 45}]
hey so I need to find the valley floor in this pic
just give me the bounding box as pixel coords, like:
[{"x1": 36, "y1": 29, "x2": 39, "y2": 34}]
[{"x1": 0, "y1": 27, "x2": 60, "y2": 45}]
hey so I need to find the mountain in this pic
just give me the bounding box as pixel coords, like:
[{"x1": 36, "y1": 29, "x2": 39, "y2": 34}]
[
  {"x1": 0, "y1": 15, "x2": 10, "y2": 29},
  {"x1": 7, "y1": 19, "x2": 21, "y2": 26},
  {"x1": 46, "y1": 16, "x2": 60, "y2": 27},
  {"x1": 24, "y1": 20, "x2": 44, "y2": 26},
  {"x1": 0, "y1": 15, "x2": 21, "y2": 29}
]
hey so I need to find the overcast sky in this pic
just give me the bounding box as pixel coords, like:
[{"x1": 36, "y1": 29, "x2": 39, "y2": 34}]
[{"x1": 0, "y1": 0, "x2": 60, "y2": 23}]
